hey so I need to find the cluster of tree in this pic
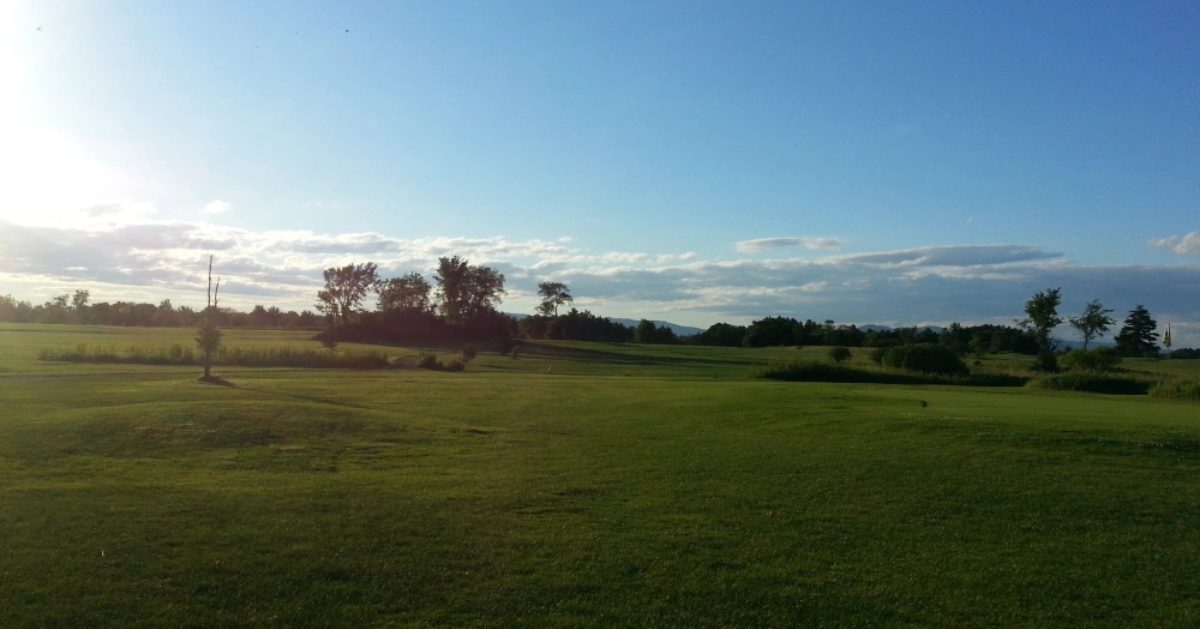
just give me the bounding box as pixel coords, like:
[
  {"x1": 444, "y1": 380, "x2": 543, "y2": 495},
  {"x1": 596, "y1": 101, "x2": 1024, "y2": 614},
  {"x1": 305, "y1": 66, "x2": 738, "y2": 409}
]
[
  {"x1": 635, "y1": 319, "x2": 678, "y2": 344},
  {"x1": 1019, "y1": 288, "x2": 1169, "y2": 366},
  {"x1": 0, "y1": 290, "x2": 322, "y2": 329},
  {"x1": 519, "y1": 309, "x2": 634, "y2": 342},
  {"x1": 314, "y1": 257, "x2": 516, "y2": 345}
]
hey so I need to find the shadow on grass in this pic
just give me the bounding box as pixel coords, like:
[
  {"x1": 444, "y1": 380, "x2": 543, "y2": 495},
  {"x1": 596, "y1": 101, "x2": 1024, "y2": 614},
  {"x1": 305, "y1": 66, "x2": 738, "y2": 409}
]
[
  {"x1": 514, "y1": 341, "x2": 761, "y2": 369},
  {"x1": 756, "y1": 360, "x2": 1028, "y2": 387}
]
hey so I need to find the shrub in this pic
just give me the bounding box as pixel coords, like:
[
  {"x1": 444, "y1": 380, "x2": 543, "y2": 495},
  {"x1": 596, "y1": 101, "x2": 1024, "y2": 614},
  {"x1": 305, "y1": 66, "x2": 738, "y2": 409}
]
[
  {"x1": 413, "y1": 352, "x2": 468, "y2": 372},
  {"x1": 1059, "y1": 348, "x2": 1122, "y2": 373},
  {"x1": 827, "y1": 346, "x2": 852, "y2": 363},
  {"x1": 1028, "y1": 374, "x2": 1150, "y2": 395},
  {"x1": 1030, "y1": 352, "x2": 1058, "y2": 373},
  {"x1": 416, "y1": 353, "x2": 441, "y2": 370},
  {"x1": 1149, "y1": 380, "x2": 1200, "y2": 401},
  {"x1": 868, "y1": 347, "x2": 887, "y2": 365},
  {"x1": 757, "y1": 361, "x2": 901, "y2": 384},
  {"x1": 460, "y1": 344, "x2": 478, "y2": 363},
  {"x1": 881, "y1": 344, "x2": 968, "y2": 376}
]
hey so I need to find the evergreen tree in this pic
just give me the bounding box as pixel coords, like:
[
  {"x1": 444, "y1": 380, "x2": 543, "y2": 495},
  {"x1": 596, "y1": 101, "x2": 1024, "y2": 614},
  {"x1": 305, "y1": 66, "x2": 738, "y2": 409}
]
[{"x1": 1113, "y1": 305, "x2": 1160, "y2": 357}]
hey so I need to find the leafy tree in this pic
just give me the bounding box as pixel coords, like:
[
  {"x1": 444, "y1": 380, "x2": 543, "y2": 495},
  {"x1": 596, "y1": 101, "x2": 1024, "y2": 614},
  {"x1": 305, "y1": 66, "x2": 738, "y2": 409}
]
[
  {"x1": 71, "y1": 289, "x2": 90, "y2": 323},
  {"x1": 519, "y1": 309, "x2": 633, "y2": 342},
  {"x1": 692, "y1": 322, "x2": 748, "y2": 347},
  {"x1": 633, "y1": 319, "x2": 677, "y2": 344},
  {"x1": 1068, "y1": 299, "x2": 1115, "y2": 351},
  {"x1": 536, "y1": 281, "x2": 573, "y2": 316},
  {"x1": 1018, "y1": 287, "x2": 1062, "y2": 369},
  {"x1": 939, "y1": 322, "x2": 968, "y2": 355},
  {"x1": 195, "y1": 256, "x2": 222, "y2": 381},
  {"x1": 316, "y1": 262, "x2": 379, "y2": 325},
  {"x1": 377, "y1": 272, "x2": 432, "y2": 313},
  {"x1": 434, "y1": 256, "x2": 506, "y2": 324},
  {"x1": 634, "y1": 319, "x2": 657, "y2": 344},
  {"x1": 1113, "y1": 305, "x2": 1160, "y2": 357},
  {"x1": 743, "y1": 316, "x2": 802, "y2": 347}
]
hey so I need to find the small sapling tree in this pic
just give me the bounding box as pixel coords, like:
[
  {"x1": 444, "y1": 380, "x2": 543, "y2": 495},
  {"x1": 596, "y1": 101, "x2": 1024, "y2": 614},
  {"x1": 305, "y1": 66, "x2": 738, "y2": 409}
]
[
  {"x1": 195, "y1": 255, "x2": 222, "y2": 381},
  {"x1": 1068, "y1": 299, "x2": 1115, "y2": 351}
]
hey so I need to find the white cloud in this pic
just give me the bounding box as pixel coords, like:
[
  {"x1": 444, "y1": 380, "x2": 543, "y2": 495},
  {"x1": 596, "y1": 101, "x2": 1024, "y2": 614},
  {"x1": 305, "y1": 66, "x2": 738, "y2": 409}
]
[
  {"x1": 734, "y1": 236, "x2": 843, "y2": 253},
  {"x1": 832, "y1": 244, "x2": 1061, "y2": 268},
  {"x1": 202, "y1": 200, "x2": 232, "y2": 215},
  {"x1": 1150, "y1": 232, "x2": 1200, "y2": 256}
]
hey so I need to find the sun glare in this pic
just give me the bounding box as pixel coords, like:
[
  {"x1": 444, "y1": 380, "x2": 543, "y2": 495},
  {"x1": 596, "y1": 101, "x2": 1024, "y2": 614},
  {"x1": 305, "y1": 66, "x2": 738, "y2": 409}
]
[{"x1": 0, "y1": 1, "x2": 143, "y2": 228}]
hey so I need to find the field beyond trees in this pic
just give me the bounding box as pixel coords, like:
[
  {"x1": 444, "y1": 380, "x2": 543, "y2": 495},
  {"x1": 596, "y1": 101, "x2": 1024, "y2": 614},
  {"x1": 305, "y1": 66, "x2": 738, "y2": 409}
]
[{"x1": 2, "y1": 324, "x2": 1199, "y2": 626}]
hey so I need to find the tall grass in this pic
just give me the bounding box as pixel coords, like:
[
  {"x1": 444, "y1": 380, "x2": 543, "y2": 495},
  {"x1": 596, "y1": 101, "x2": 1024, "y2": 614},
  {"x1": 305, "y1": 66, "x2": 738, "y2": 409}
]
[
  {"x1": 39, "y1": 344, "x2": 390, "y2": 369},
  {"x1": 1149, "y1": 380, "x2": 1200, "y2": 401}
]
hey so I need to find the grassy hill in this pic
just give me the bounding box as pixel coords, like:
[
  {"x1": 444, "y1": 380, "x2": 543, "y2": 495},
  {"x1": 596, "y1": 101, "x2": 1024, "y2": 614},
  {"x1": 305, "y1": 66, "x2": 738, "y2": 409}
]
[{"x1": 2, "y1": 323, "x2": 1198, "y2": 626}]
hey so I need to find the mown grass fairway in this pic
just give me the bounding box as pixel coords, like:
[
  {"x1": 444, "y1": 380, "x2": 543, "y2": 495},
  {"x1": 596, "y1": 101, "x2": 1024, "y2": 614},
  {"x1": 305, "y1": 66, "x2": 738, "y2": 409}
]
[{"x1": 2, "y1": 324, "x2": 1199, "y2": 626}]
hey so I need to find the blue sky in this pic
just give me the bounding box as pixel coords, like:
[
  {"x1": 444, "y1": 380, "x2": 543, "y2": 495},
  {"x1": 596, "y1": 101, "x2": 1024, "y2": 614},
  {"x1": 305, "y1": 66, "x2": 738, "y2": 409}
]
[{"x1": 1, "y1": 1, "x2": 1198, "y2": 342}]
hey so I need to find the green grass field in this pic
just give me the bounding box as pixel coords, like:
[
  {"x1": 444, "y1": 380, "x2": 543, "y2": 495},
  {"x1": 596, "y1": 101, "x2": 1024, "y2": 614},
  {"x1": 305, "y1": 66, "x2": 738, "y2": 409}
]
[{"x1": 2, "y1": 323, "x2": 1199, "y2": 626}]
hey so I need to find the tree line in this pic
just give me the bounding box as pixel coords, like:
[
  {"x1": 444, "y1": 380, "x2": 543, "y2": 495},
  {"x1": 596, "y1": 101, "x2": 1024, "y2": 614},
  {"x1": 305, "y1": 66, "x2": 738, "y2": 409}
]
[
  {"x1": 0, "y1": 290, "x2": 323, "y2": 328},
  {"x1": 1, "y1": 265, "x2": 1193, "y2": 358}
]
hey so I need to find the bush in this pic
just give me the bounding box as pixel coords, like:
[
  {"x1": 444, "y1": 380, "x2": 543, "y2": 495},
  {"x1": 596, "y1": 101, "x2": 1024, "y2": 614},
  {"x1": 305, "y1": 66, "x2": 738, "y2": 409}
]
[
  {"x1": 868, "y1": 347, "x2": 887, "y2": 365},
  {"x1": 1059, "y1": 348, "x2": 1122, "y2": 373},
  {"x1": 460, "y1": 344, "x2": 478, "y2": 363},
  {"x1": 1028, "y1": 374, "x2": 1150, "y2": 395},
  {"x1": 757, "y1": 361, "x2": 905, "y2": 384},
  {"x1": 414, "y1": 352, "x2": 468, "y2": 372},
  {"x1": 416, "y1": 353, "x2": 441, "y2": 370},
  {"x1": 827, "y1": 346, "x2": 852, "y2": 363},
  {"x1": 1030, "y1": 352, "x2": 1058, "y2": 373},
  {"x1": 1149, "y1": 380, "x2": 1200, "y2": 401},
  {"x1": 881, "y1": 344, "x2": 968, "y2": 376}
]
